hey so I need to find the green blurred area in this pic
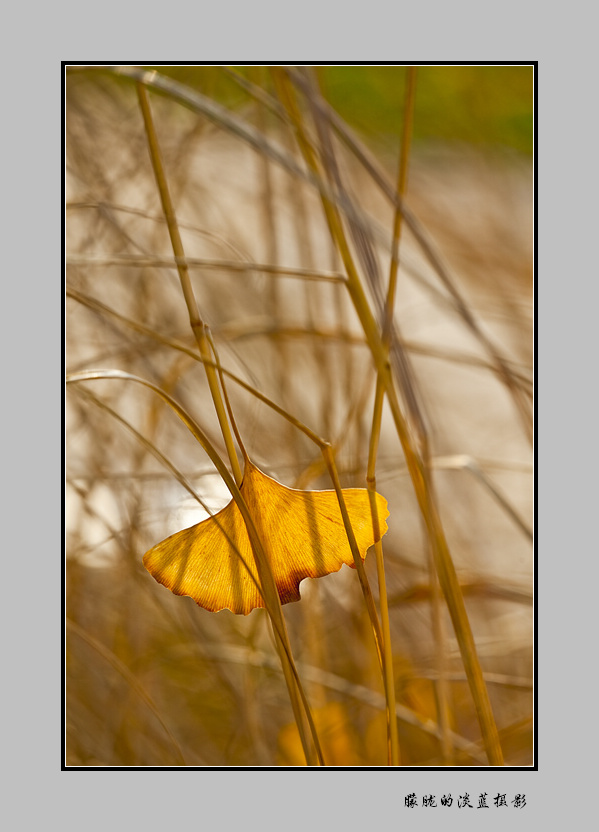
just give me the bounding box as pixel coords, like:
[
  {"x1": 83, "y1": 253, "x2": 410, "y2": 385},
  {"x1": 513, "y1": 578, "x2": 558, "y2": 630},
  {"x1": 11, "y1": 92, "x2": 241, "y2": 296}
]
[{"x1": 143, "y1": 64, "x2": 534, "y2": 156}]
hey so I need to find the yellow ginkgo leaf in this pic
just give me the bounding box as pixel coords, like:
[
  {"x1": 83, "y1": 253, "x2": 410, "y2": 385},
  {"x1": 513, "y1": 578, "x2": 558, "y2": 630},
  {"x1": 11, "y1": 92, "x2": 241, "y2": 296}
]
[{"x1": 143, "y1": 460, "x2": 389, "y2": 615}]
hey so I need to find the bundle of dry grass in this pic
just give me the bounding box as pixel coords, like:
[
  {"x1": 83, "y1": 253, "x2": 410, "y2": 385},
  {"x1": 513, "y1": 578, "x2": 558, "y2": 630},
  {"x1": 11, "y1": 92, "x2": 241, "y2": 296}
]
[{"x1": 65, "y1": 66, "x2": 533, "y2": 767}]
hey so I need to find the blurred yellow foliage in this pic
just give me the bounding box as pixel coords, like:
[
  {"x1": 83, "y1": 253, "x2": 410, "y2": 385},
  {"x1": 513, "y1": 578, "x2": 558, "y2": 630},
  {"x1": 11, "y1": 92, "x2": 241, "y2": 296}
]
[{"x1": 278, "y1": 702, "x2": 366, "y2": 767}]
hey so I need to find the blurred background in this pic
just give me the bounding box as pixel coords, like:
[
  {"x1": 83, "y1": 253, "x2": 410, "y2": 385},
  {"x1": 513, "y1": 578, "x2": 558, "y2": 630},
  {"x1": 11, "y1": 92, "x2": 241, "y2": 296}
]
[{"x1": 65, "y1": 64, "x2": 534, "y2": 767}]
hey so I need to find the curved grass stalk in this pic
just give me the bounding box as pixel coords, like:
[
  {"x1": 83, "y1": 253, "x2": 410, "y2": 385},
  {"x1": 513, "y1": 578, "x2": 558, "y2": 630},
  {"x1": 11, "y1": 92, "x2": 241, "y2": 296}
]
[
  {"x1": 70, "y1": 384, "x2": 213, "y2": 513},
  {"x1": 67, "y1": 369, "x2": 325, "y2": 767}
]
